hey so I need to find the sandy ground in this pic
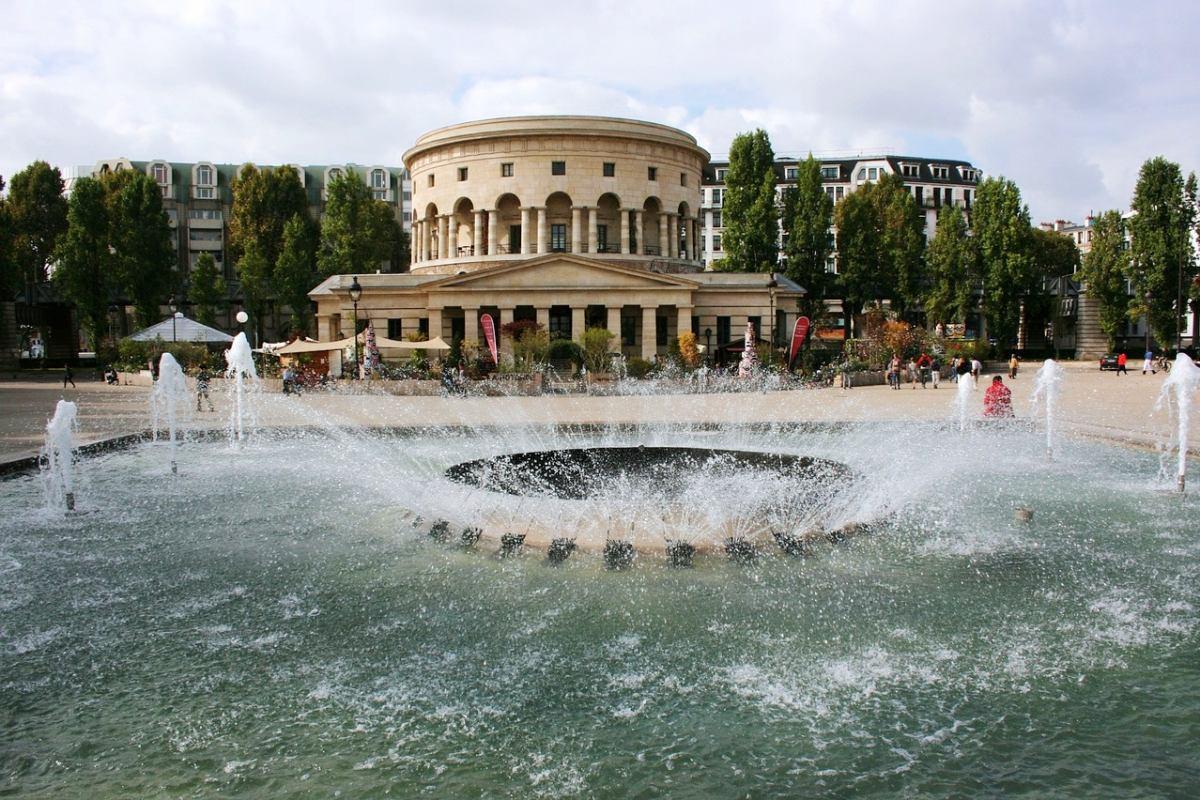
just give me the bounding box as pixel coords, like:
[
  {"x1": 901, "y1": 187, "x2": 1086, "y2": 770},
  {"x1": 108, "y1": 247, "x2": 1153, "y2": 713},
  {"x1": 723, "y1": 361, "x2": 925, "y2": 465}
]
[{"x1": 0, "y1": 360, "x2": 1190, "y2": 466}]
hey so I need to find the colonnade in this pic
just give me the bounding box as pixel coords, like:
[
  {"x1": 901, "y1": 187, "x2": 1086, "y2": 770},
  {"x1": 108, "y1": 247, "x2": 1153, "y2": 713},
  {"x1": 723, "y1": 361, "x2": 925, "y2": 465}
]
[{"x1": 411, "y1": 206, "x2": 702, "y2": 265}]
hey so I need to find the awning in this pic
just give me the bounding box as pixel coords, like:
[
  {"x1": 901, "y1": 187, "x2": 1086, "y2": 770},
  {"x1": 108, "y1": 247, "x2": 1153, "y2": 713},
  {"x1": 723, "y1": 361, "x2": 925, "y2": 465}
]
[{"x1": 126, "y1": 316, "x2": 234, "y2": 344}]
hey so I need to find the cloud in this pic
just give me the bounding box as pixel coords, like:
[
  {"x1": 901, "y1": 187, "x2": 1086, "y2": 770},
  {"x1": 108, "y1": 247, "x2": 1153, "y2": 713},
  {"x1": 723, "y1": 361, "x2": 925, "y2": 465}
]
[{"x1": 1, "y1": 0, "x2": 1197, "y2": 222}]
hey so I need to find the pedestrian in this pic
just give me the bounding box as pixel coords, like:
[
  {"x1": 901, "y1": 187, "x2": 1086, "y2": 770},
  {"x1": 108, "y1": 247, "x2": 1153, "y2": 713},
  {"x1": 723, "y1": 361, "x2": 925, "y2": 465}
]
[
  {"x1": 888, "y1": 353, "x2": 901, "y2": 389},
  {"x1": 63, "y1": 364, "x2": 76, "y2": 389},
  {"x1": 840, "y1": 357, "x2": 852, "y2": 390},
  {"x1": 1116, "y1": 352, "x2": 1128, "y2": 375},
  {"x1": 983, "y1": 375, "x2": 1013, "y2": 417},
  {"x1": 956, "y1": 355, "x2": 971, "y2": 384},
  {"x1": 917, "y1": 352, "x2": 932, "y2": 388},
  {"x1": 282, "y1": 365, "x2": 293, "y2": 394},
  {"x1": 906, "y1": 357, "x2": 919, "y2": 389},
  {"x1": 1009, "y1": 353, "x2": 1019, "y2": 379},
  {"x1": 929, "y1": 355, "x2": 941, "y2": 388},
  {"x1": 970, "y1": 357, "x2": 982, "y2": 385},
  {"x1": 196, "y1": 368, "x2": 214, "y2": 412},
  {"x1": 1143, "y1": 348, "x2": 1156, "y2": 375}
]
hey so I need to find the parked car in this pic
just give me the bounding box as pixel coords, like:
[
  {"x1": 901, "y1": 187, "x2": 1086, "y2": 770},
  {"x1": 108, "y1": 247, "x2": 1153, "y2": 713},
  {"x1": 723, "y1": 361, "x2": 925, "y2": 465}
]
[{"x1": 1099, "y1": 354, "x2": 1120, "y2": 370}]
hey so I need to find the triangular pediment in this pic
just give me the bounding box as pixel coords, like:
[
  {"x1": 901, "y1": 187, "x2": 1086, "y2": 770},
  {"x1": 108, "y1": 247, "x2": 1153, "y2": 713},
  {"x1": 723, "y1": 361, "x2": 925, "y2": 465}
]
[{"x1": 429, "y1": 255, "x2": 699, "y2": 291}]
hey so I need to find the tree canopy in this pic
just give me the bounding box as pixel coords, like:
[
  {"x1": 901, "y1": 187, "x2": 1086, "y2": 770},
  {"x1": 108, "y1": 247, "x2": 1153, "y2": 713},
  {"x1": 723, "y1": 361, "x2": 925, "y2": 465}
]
[
  {"x1": 781, "y1": 154, "x2": 834, "y2": 322},
  {"x1": 1079, "y1": 210, "x2": 1131, "y2": 351},
  {"x1": 7, "y1": 161, "x2": 68, "y2": 297},
  {"x1": 53, "y1": 176, "x2": 113, "y2": 349},
  {"x1": 108, "y1": 172, "x2": 175, "y2": 326},
  {"x1": 973, "y1": 176, "x2": 1035, "y2": 349},
  {"x1": 719, "y1": 129, "x2": 778, "y2": 272},
  {"x1": 1127, "y1": 157, "x2": 1192, "y2": 347},
  {"x1": 188, "y1": 252, "x2": 226, "y2": 327},
  {"x1": 317, "y1": 169, "x2": 394, "y2": 277},
  {"x1": 923, "y1": 204, "x2": 979, "y2": 327},
  {"x1": 274, "y1": 213, "x2": 317, "y2": 335}
]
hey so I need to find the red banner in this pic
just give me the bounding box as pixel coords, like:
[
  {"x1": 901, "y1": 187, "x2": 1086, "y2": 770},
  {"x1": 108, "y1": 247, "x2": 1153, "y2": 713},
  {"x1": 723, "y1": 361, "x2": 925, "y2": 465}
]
[
  {"x1": 788, "y1": 317, "x2": 811, "y2": 367},
  {"x1": 480, "y1": 313, "x2": 499, "y2": 365}
]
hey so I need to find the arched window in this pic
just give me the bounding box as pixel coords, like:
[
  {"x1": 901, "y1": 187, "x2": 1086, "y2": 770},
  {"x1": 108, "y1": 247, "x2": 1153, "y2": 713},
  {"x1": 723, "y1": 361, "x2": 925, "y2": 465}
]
[
  {"x1": 371, "y1": 169, "x2": 386, "y2": 189},
  {"x1": 152, "y1": 162, "x2": 169, "y2": 184}
]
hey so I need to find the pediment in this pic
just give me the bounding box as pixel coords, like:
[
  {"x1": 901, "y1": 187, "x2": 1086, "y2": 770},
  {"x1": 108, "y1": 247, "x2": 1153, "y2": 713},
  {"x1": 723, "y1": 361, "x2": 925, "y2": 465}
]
[{"x1": 430, "y1": 255, "x2": 698, "y2": 291}]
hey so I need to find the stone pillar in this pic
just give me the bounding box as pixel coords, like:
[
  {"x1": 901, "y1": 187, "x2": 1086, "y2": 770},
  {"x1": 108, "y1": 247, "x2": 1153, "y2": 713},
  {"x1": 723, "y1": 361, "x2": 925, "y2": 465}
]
[
  {"x1": 464, "y1": 307, "x2": 479, "y2": 343},
  {"x1": 572, "y1": 306, "x2": 586, "y2": 343},
  {"x1": 588, "y1": 208, "x2": 599, "y2": 255},
  {"x1": 427, "y1": 307, "x2": 443, "y2": 343},
  {"x1": 641, "y1": 305, "x2": 658, "y2": 360},
  {"x1": 411, "y1": 222, "x2": 421, "y2": 264},
  {"x1": 607, "y1": 306, "x2": 622, "y2": 352},
  {"x1": 620, "y1": 210, "x2": 630, "y2": 254},
  {"x1": 499, "y1": 306, "x2": 515, "y2": 355},
  {"x1": 424, "y1": 219, "x2": 433, "y2": 261},
  {"x1": 537, "y1": 207, "x2": 548, "y2": 255},
  {"x1": 677, "y1": 305, "x2": 693, "y2": 344},
  {"x1": 488, "y1": 209, "x2": 499, "y2": 256},
  {"x1": 521, "y1": 208, "x2": 532, "y2": 255},
  {"x1": 438, "y1": 215, "x2": 449, "y2": 260},
  {"x1": 421, "y1": 220, "x2": 431, "y2": 261},
  {"x1": 571, "y1": 207, "x2": 583, "y2": 254},
  {"x1": 667, "y1": 214, "x2": 678, "y2": 259},
  {"x1": 690, "y1": 217, "x2": 699, "y2": 261},
  {"x1": 635, "y1": 210, "x2": 644, "y2": 256},
  {"x1": 447, "y1": 215, "x2": 458, "y2": 259},
  {"x1": 473, "y1": 211, "x2": 484, "y2": 257},
  {"x1": 535, "y1": 306, "x2": 550, "y2": 331}
]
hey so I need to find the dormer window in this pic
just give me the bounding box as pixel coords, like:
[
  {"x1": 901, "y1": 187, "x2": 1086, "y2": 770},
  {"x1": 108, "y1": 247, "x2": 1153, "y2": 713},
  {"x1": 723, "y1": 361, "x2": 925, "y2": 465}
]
[
  {"x1": 785, "y1": 167, "x2": 798, "y2": 180},
  {"x1": 900, "y1": 163, "x2": 920, "y2": 178},
  {"x1": 152, "y1": 163, "x2": 169, "y2": 184},
  {"x1": 959, "y1": 167, "x2": 978, "y2": 182},
  {"x1": 820, "y1": 165, "x2": 838, "y2": 180},
  {"x1": 931, "y1": 165, "x2": 950, "y2": 180},
  {"x1": 328, "y1": 167, "x2": 343, "y2": 182},
  {"x1": 194, "y1": 164, "x2": 215, "y2": 199},
  {"x1": 715, "y1": 168, "x2": 728, "y2": 181},
  {"x1": 371, "y1": 168, "x2": 387, "y2": 189}
]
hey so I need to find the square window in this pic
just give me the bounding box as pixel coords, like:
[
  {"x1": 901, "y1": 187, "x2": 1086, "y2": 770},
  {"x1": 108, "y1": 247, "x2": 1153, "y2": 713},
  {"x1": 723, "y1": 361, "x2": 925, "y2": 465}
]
[
  {"x1": 820, "y1": 166, "x2": 838, "y2": 180},
  {"x1": 716, "y1": 168, "x2": 727, "y2": 181},
  {"x1": 551, "y1": 161, "x2": 566, "y2": 176},
  {"x1": 457, "y1": 167, "x2": 468, "y2": 181},
  {"x1": 680, "y1": 172, "x2": 687, "y2": 186},
  {"x1": 713, "y1": 234, "x2": 722, "y2": 252},
  {"x1": 427, "y1": 174, "x2": 435, "y2": 187},
  {"x1": 648, "y1": 166, "x2": 657, "y2": 181},
  {"x1": 785, "y1": 167, "x2": 798, "y2": 180},
  {"x1": 501, "y1": 162, "x2": 514, "y2": 177},
  {"x1": 603, "y1": 162, "x2": 615, "y2": 177}
]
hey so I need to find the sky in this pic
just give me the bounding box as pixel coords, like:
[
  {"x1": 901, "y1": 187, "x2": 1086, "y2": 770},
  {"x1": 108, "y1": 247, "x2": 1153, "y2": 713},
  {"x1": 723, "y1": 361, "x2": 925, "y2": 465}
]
[{"x1": 2, "y1": 0, "x2": 1198, "y2": 222}]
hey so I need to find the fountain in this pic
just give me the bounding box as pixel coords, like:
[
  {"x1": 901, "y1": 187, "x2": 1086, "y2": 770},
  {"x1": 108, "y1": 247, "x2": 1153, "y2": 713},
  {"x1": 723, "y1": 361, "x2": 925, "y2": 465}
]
[
  {"x1": 954, "y1": 368, "x2": 974, "y2": 431},
  {"x1": 40, "y1": 399, "x2": 79, "y2": 512},
  {"x1": 1030, "y1": 358, "x2": 1065, "y2": 459},
  {"x1": 224, "y1": 332, "x2": 258, "y2": 444},
  {"x1": 150, "y1": 353, "x2": 190, "y2": 474},
  {"x1": 1155, "y1": 353, "x2": 1200, "y2": 492}
]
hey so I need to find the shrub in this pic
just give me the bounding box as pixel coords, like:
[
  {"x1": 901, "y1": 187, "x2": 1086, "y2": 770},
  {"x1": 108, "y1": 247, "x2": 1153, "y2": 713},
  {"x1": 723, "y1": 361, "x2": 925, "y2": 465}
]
[
  {"x1": 547, "y1": 338, "x2": 583, "y2": 367},
  {"x1": 581, "y1": 327, "x2": 616, "y2": 373},
  {"x1": 626, "y1": 356, "x2": 653, "y2": 379},
  {"x1": 512, "y1": 328, "x2": 550, "y2": 371},
  {"x1": 501, "y1": 319, "x2": 542, "y2": 339},
  {"x1": 677, "y1": 332, "x2": 701, "y2": 369},
  {"x1": 114, "y1": 337, "x2": 215, "y2": 372}
]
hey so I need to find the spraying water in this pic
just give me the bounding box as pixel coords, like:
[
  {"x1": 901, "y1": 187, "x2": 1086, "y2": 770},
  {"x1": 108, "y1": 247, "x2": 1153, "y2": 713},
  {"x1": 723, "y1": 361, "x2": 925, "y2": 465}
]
[
  {"x1": 1030, "y1": 359, "x2": 1066, "y2": 459},
  {"x1": 954, "y1": 371, "x2": 973, "y2": 431},
  {"x1": 151, "y1": 353, "x2": 190, "y2": 474},
  {"x1": 224, "y1": 333, "x2": 259, "y2": 445},
  {"x1": 1155, "y1": 353, "x2": 1200, "y2": 492},
  {"x1": 41, "y1": 399, "x2": 78, "y2": 511}
]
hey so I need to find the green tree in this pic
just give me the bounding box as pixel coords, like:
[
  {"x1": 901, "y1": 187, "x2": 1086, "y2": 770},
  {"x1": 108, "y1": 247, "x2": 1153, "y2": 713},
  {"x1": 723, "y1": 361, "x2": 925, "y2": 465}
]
[
  {"x1": 1079, "y1": 210, "x2": 1131, "y2": 351},
  {"x1": 833, "y1": 173, "x2": 925, "y2": 333},
  {"x1": 53, "y1": 177, "x2": 113, "y2": 350},
  {"x1": 0, "y1": 175, "x2": 14, "y2": 297},
  {"x1": 924, "y1": 204, "x2": 979, "y2": 327},
  {"x1": 188, "y1": 252, "x2": 226, "y2": 327},
  {"x1": 228, "y1": 164, "x2": 310, "y2": 266},
  {"x1": 274, "y1": 213, "x2": 317, "y2": 335},
  {"x1": 1028, "y1": 225, "x2": 1081, "y2": 327},
  {"x1": 318, "y1": 170, "x2": 393, "y2": 277},
  {"x1": 973, "y1": 176, "x2": 1035, "y2": 349},
  {"x1": 7, "y1": 161, "x2": 68, "y2": 297},
  {"x1": 387, "y1": 218, "x2": 411, "y2": 273},
  {"x1": 236, "y1": 240, "x2": 272, "y2": 340},
  {"x1": 781, "y1": 154, "x2": 834, "y2": 321},
  {"x1": 110, "y1": 172, "x2": 174, "y2": 326},
  {"x1": 1127, "y1": 157, "x2": 1190, "y2": 348},
  {"x1": 720, "y1": 129, "x2": 778, "y2": 272}
]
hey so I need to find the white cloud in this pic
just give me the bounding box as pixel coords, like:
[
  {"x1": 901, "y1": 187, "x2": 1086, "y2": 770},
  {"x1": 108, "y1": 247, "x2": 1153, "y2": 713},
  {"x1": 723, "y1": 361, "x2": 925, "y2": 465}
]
[{"x1": 1, "y1": 0, "x2": 1197, "y2": 221}]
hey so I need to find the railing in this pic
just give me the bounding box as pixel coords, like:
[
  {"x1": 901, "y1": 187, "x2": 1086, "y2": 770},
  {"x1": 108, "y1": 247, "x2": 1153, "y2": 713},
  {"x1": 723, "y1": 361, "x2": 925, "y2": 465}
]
[
  {"x1": 642, "y1": 245, "x2": 661, "y2": 256},
  {"x1": 456, "y1": 245, "x2": 475, "y2": 257},
  {"x1": 596, "y1": 244, "x2": 621, "y2": 254},
  {"x1": 493, "y1": 244, "x2": 517, "y2": 254}
]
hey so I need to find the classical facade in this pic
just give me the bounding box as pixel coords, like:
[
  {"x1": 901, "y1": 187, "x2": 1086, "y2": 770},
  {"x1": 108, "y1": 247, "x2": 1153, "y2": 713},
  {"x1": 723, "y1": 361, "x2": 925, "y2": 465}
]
[{"x1": 310, "y1": 116, "x2": 803, "y2": 362}]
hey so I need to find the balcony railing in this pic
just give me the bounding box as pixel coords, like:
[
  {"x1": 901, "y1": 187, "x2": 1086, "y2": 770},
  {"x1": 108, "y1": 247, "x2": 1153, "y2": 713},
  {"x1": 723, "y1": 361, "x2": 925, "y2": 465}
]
[
  {"x1": 596, "y1": 244, "x2": 621, "y2": 254},
  {"x1": 643, "y1": 245, "x2": 661, "y2": 256},
  {"x1": 456, "y1": 245, "x2": 475, "y2": 257}
]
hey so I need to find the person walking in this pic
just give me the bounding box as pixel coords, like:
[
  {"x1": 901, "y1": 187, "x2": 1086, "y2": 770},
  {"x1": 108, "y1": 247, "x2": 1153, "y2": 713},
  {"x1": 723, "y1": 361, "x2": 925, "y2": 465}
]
[
  {"x1": 917, "y1": 352, "x2": 932, "y2": 388},
  {"x1": 983, "y1": 375, "x2": 1014, "y2": 417},
  {"x1": 840, "y1": 356, "x2": 852, "y2": 390},
  {"x1": 1009, "y1": 353, "x2": 1020, "y2": 379},
  {"x1": 970, "y1": 357, "x2": 982, "y2": 386},
  {"x1": 888, "y1": 354, "x2": 901, "y2": 389},
  {"x1": 1143, "y1": 349, "x2": 1156, "y2": 375},
  {"x1": 196, "y1": 368, "x2": 214, "y2": 412},
  {"x1": 63, "y1": 364, "x2": 76, "y2": 389},
  {"x1": 906, "y1": 357, "x2": 919, "y2": 389},
  {"x1": 929, "y1": 355, "x2": 941, "y2": 388},
  {"x1": 1116, "y1": 352, "x2": 1128, "y2": 375}
]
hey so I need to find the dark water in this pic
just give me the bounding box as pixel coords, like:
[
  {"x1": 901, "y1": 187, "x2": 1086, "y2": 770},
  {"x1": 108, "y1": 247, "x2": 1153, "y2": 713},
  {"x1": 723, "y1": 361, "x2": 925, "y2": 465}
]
[{"x1": 2, "y1": 425, "x2": 1198, "y2": 797}]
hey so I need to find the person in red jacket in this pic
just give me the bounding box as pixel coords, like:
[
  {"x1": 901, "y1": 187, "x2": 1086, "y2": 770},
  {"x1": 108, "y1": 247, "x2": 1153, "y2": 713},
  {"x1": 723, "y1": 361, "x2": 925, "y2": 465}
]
[
  {"x1": 1116, "y1": 352, "x2": 1128, "y2": 375},
  {"x1": 983, "y1": 375, "x2": 1013, "y2": 417}
]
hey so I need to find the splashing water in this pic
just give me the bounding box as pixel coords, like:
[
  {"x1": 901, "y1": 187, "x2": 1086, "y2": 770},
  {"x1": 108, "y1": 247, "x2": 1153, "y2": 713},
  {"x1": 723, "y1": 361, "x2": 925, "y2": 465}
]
[
  {"x1": 954, "y1": 370, "x2": 973, "y2": 431},
  {"x1": 151, "y1": 353, "x2": 190, "y2": 474},
  {"x1": 40, "y1": 399, "x2": 78, "y2": 512},
  {"x1": 224, "y1": 333, "x2": 259, "y2": 445},
  {"x1": 1155, "y1": 353, "x2": 1200, "y2": 492},
  {"x1": 1030, "y1": 359, "x2": 1065, "y2": 459}
]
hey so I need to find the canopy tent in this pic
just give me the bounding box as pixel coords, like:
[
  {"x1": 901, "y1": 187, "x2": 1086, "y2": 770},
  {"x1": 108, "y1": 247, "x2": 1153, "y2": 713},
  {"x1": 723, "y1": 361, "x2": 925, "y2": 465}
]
[
  {"x1": 126, "y1": 316, "x2": 233, "y2": 344},
  {"x1": 272, "y1": 333, "x2": 451, "y2": 356}
]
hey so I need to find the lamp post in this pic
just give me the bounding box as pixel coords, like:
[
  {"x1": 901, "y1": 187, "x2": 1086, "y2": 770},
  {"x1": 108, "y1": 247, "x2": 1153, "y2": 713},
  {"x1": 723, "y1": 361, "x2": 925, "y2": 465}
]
[
  {"x1": 107, "y1": 302, "x2": 119, "y2": 349},
  {"x1": 767, "y1": 278, "x2": 778, "y2": 348},
  {"x1": 704, "y1": 327, "x2": 712, "y2": 366},
  {"x1": 1044, "y1": 320, "x2": 1055, "y2": 361},
  {"x1": 1144, "y1": 291, "x2": 1153, "y2": 355},
  {"x1": 349, "y1": 276, "x2": 363, "y2": 379},
  {"x1": 168, "y1": 296, "x2": 178, "y2": 342},
  {"x1": 236, "y1": 310, "x2": 248, "y2": 339}
]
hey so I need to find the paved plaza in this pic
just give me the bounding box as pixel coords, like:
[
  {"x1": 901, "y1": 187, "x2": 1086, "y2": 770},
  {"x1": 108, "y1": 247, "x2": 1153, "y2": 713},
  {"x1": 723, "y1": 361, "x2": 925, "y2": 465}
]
[{"x1": 1, "y1": 361, "x2": 1190, "y2": 467}]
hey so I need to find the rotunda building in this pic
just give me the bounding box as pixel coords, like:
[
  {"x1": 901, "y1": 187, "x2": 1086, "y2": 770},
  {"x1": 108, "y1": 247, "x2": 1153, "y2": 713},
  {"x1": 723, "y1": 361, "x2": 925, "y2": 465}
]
[{"x1": 403, "y1": 116, "x2": 708, "y2": 273}]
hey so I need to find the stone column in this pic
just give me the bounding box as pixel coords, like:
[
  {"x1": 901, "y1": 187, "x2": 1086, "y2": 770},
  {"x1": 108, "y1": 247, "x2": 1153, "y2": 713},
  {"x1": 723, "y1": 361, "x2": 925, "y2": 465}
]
[
  {"x1": 620, "y1": 210, "x2": 630, "y2": 254},
  {"x1": 689, "y1": 217, "x2": 698, "y2": 260},
  {"x1": 641, "y1": 305, "x2": 658, "y2": 360},
  {"x1": 427, "y1": 307, "x2": 443, "y2": 343},
  {"x1": 421, "y1": 220, "x2": 431, "y2": 262},
  {"x1": 521, "y1": 208, "x2": 532, "y2": 255},
  {"x1": 424, "y1": 219, "x2": 433, "y2": 261},
  {"x1": 635, "y1": 210, "x2": 644, "y2": 256},
  {"x1": 473, "y1": 211, "x2": 484, "y2": 257},
  {"x1": 438, "y1": 215, "x2": 449, "y2": 260},
  {"x1": 487, "y1": 210, "x2": 499, "y2": 256},
  {"x1": 677, "y1": 305, "x2": 693, "y2": 343},
  {"x1": 447, "y1": 215, "x2": 459, "y2": 259},
  {"x1": 572, "y1": 306, "x2": 586, "y2": 343},
  {"x1": 464, "y1": 307, "x2": 479, "y2": 343},
  {"x1": 499, "y1": 306, "x2": 515, "y2": 355},
  {"x1": 536, "y1": 207, "x2": 548, "y2": 255},
  {"x1": 571, "y1": 207, "x2": 583, "y2": 254},
  {"x1": 411, "y1": 222, "x2": 420, "y2": 265},
  {"x1": 588, "y1": 208, "x2": 599, "y2": 255},
  {"x1": 535, "y1": 306, "x2": 550, "y2": 331},
  {"x1": 667, "y1": 214, "x2": 678, "y2": 259},
  {"x1": 607, "y1": 306, "x2": 622, "y2": 352}
]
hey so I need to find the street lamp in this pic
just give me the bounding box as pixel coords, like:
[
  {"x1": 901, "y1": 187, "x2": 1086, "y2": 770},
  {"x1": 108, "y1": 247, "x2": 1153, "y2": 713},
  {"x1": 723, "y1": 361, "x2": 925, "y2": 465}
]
[
  {"x1": 349, "y1": 276, "x2": 363, "y2": 379},
  {"x1": 236, "y1": 310, "x2": 249, "y2": 339},
  {"x1": 1044, "y1": 320, "x2": 1055, "y2": 360},
  {"x1": 107, "y1": 302, "x2": 120, "y2": 348},
  {"x1": 1144, "y1": 291, "x2": 1153, "y2": 355},
  {"x1": 704, "y1": 327, "x2": 712, "y2": 365},
  {"x1": 168, "y1": 296, "x2": 178, "y2": 342}
]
